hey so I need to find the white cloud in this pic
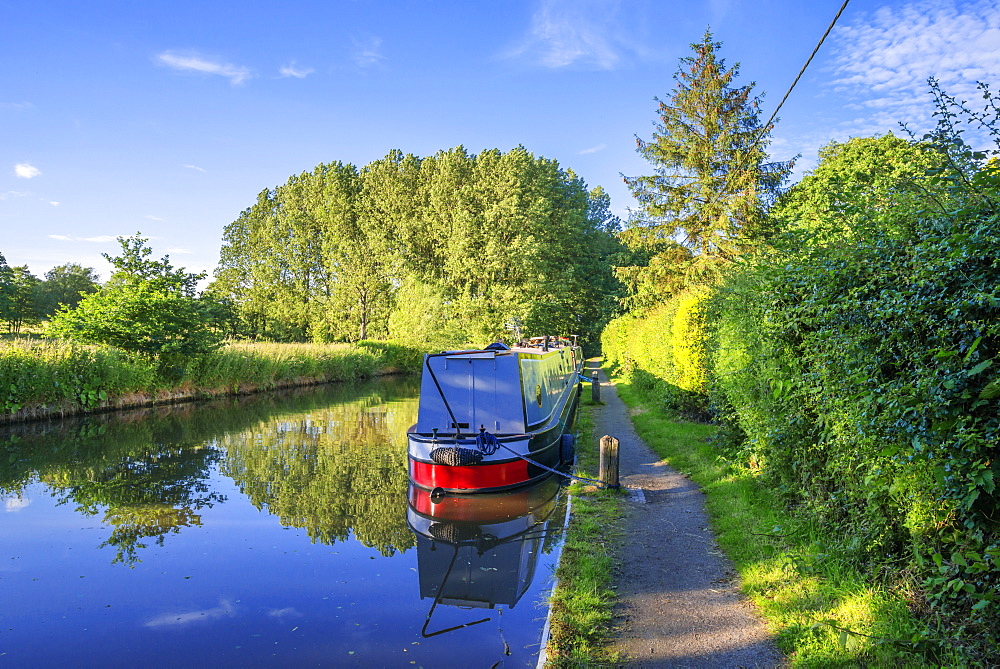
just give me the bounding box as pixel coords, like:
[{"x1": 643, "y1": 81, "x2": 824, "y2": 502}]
[
  {"x1": 279, "y1": 62, "x2": 314, "y2": 78},
  {"x1": 267, "y1": 607, "x2": 303, "y2": 619},
  {"x1": 5, "y1": 496, "x2": 30, "y2": 512},
  {"x1": 145, "y1": 215, "x2": 164, "y2": 221},
  {"x1": 352, "y1": 36, "x2": 386, "y2": 68},
  {"x1": 184, "y1": 164, "x2": 207, "y2": 173},
  {"x1": 828, "y1": 0, "x2": 1000, "y2": 136},
  {"x1": 145, "y1": 599, "x2": 236, "y2": 628},
  {"x1": 48, "y1": 201, "x2": 59, "y2": 206},
  {"x1": 0, "y1": 101, "x2": 32, "y2": 110},
  {"x1": 579, "y1": 143, "x2": 607, "y2": 154},
  {"x1": 15, "y1": 163, "x2": 40, "y2": 179},
  {"x1": 0, "y1": 190, "x2": 29, "y2": 200},
  {"x1": 48, "y1": 235, "x2": 118, "y2": 243},
  {"x1": 504, "y1": 0, "x2": 628, "y2": 69},
  {"x1": 156, "y1": 51, "x2": 252, "y2": 86}
]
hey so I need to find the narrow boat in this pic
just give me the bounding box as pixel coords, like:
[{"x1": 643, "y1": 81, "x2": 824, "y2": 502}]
[{"x1": 407, "y1": 336, "x2": 583, "y2": 493}]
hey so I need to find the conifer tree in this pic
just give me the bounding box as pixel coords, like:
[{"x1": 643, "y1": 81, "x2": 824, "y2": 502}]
[{"x1": 624, "y1": 31, "x2": 793, "y2": 266}]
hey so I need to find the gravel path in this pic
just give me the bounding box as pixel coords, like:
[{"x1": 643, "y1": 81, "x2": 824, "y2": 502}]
[{"x1": 589, "y1": 363, "x2": 784, "y2": 668}]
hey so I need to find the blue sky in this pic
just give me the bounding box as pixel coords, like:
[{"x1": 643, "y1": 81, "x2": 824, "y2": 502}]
[{"x1": 3, "y1": 0, "x2": 998, "y2": 283}]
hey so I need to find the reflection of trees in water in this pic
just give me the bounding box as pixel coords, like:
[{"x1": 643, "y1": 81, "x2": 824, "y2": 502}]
[
  {"x1": 45, "y1": 445, "x2": 225, "y2": 565},
  {"x1": 0, "y1": 376, "x2": 420, "y2": 563},
  {"x1": 3, "y1": 415, "x2": 228, "y2": 565},
  {"x1": 220, "y1": 392, "x2": 419, "y2": 557}
]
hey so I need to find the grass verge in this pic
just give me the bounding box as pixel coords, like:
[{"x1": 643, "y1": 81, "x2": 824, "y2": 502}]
[
  {"x1": 613, "y1": 376, "x2": 963, "y2": 667},
  {"x1": 0, "y1": 338, "x2": 426, "y2": 423},
  {"x1": 544, "y1": 396, "x2": 627, "y2": 666}
]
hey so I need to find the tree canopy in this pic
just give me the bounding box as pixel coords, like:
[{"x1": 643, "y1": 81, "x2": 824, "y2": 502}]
[
  {"x1": 0, "y1": 257, "x2": 40, "y2": 334},
  {"x1": 771, "y1": 133, "x2": 953, "y2": 244},
  {"x1": 34, "y1": 263, "x2": 101, "y2": 318},
  {"x1": 211, "y1": 146, "x2": 624, "y2": 349},
  {"x1": 47, "y1": 235, "x2": 221, "y2": 374}
]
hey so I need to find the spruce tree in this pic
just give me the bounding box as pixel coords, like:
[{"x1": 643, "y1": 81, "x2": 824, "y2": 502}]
[{"x1": 624, "y1": 31, "x2": 793, "y2": 264}]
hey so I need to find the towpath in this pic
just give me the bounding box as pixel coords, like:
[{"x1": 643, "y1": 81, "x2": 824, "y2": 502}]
[{"x1": 588, "y1": 362, "x2": 784, "y2": 668}]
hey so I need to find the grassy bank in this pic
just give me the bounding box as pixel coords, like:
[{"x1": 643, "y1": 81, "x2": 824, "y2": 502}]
[
  {"x1": 544, "y1": 396, "x2": 627, "y2": 666},
  {"x1": 0, "y1": 338, "x2": 425, "y2": 424},
  {"x1": 612, "y1": 375, "x2": 962, "y2": 667}
]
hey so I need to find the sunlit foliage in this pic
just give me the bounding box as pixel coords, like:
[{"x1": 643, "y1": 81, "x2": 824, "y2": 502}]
[
  {"x1": 212, "y1": 147, "x2": 624, "y2": 350},
  {"x1": 46, "y1": 235, "x2": 221, "y2": 377},
  {"x1": 606, "y1": 78, "x2": 1000, "y2": 662},
  {"x1": 618, "y1": 31, "x2": 793, "y2": 310}
]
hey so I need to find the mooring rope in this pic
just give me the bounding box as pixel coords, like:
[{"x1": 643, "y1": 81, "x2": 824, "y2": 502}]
[
  {"x1": 421, "y1": 546, "x2": 491, "y2": 638},
  {"x1": 495, "y1": 441, "x2": 610, "y2": 488},
  {"x1": 475, "y1": 429, "x2": 500, "y2": 456}
]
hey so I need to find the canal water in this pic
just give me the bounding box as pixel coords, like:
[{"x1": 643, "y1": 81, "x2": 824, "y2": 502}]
[{"x1": 0, "y1": 377, "x2": 567, "y2": 667}]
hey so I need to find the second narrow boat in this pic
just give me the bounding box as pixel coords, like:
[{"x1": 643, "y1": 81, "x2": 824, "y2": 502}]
[{"x1": 407, "y1": 336, "x2": 583, "y2": 494}]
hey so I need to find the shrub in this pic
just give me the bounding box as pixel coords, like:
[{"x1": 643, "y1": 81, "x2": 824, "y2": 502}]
[
  {"x1": 601, "y1": 287, "x2": 711, "y2": 418},
  {"x1": 707, "y1": 182, "x2": 1000, "y2": 658},
  {"x1": 45, "y1": 235, "x2": 222, "y2": 378}
]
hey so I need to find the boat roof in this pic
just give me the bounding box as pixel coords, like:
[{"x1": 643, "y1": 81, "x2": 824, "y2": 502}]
[{"x1": 440, "y1": 337, "x2": 577, "y2": 357}]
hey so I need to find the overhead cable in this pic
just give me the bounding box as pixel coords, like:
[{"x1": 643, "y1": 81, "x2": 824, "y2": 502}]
[{"x1": 758, "y1": 0, "x2": 851, "y2": 145}]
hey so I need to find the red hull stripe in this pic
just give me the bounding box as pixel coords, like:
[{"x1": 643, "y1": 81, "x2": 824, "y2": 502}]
[{"x1": 410, "y1": 458, "x2": 531, "y2": 491}]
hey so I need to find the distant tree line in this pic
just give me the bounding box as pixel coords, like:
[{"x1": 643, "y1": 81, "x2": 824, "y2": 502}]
[
  {"x1": 4, "y1": 145, "x2": 624, "y2": 382},
  {"x1": 0, "y1": 255, "x2": 100, "y2": 333},
  {"x1": 209, "y1": 145, "x2": 625, "y2": 349}
]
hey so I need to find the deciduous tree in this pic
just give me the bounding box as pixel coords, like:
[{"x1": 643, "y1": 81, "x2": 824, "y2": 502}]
[
  {"x1": 0, "y1": 255, "x2": 42, "y2": 333},
  {"x1": 771, "y1": 134, "x2": 950, "y2": 244},
  {"x1": 213, "y1": 146, "x2": 623, "y2": 350},
  {"x1": 47, "y1": 235, "x2": 220, "y2": 375},
  {"x1": 34, "y1": 263, "x2": 101, "y2": 317}
]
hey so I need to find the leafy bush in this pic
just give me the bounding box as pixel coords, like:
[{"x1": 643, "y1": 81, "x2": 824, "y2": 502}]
[
  {"x1": 47, "y1": 283, "x2": 222, "y2": 377},
  {"x1": 602, "y1": 287, "x2": 711, "y2": 418},
  {"x1": 706, "y1": 138, "x2": 1000, "y2": 658},
  {"x1": 45, "y1": 235, "x2": 222, "y2": 378}
]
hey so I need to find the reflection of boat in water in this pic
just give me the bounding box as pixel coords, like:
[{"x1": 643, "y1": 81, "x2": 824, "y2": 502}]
[
  {"x1": 407, "y1": 336, "x2": 583, "y2": 493},
  {"x1": 407, "y1": 477, "x2": 564, "y2": 637}
]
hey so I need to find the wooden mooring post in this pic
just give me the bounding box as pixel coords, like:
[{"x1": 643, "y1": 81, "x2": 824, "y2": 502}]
[
  {"x1": 599, "y1": 435, "x2": 620, "y2": 488},
  {"x1": 591, "y1": 371, "x2": 601, "y2": 402}
]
